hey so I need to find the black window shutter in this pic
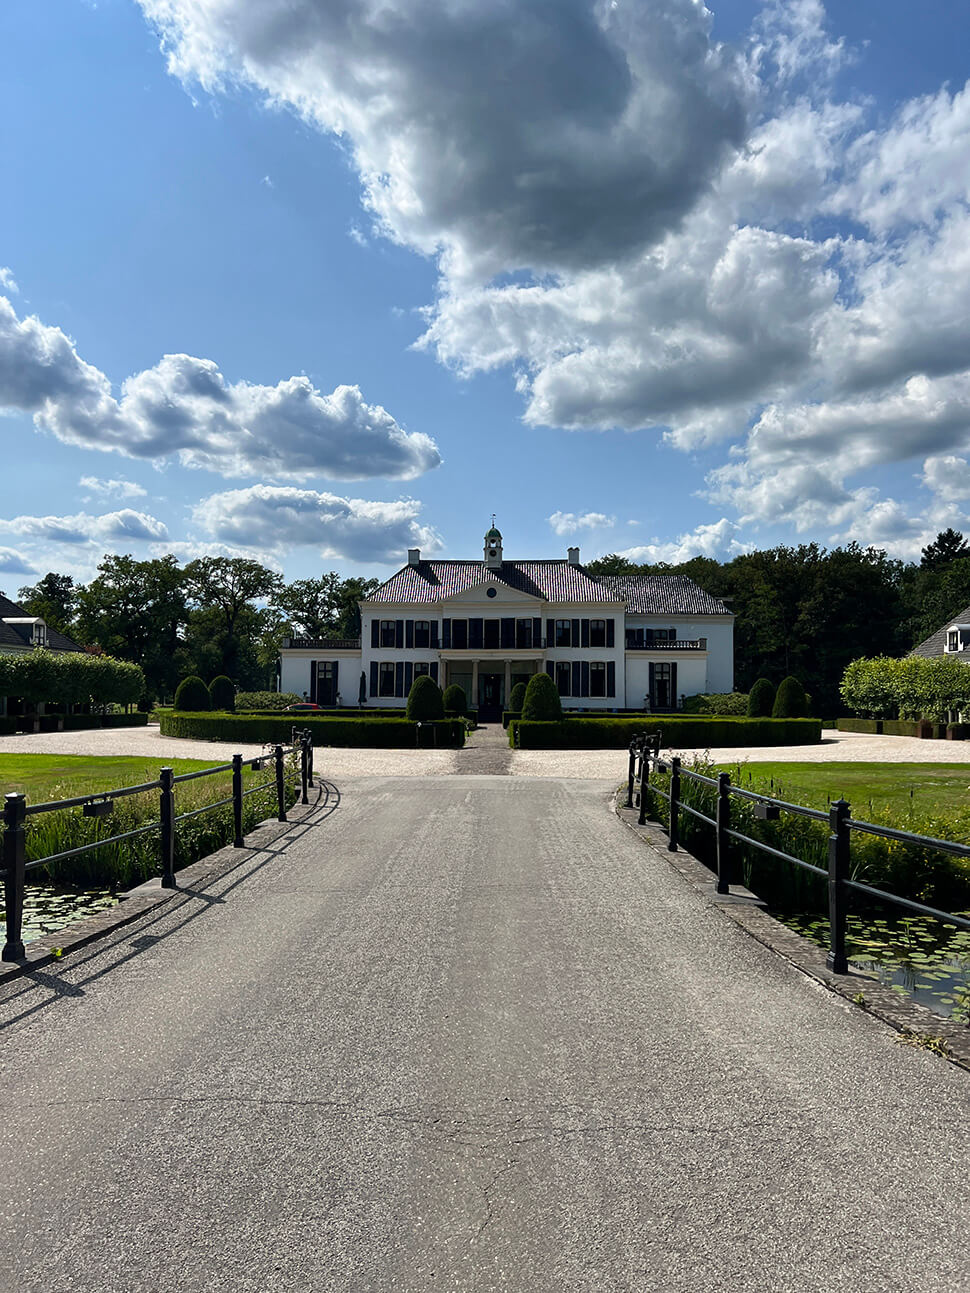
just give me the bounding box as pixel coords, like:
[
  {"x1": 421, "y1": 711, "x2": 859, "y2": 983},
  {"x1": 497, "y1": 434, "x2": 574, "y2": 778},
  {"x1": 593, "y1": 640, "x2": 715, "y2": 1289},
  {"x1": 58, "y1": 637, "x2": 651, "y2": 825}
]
[
  {"x1": 534, "y1": 617, "x2": 543, "y2": 645},
  {"x1": 572, "y1": 661, "x2": 581, "y2": 696},
  {"x1": 581, "y1": 661, "x2": 590, "y2": 697},
  {"x1": 500, "y1": 617, "x2": 514, "y2": 648},
  {"x1": 310, "y1": 660, "x2": 318, "y2": 702},
  {"x1": 607, "y1": 661, "x2": 615, "y2": 697},
  {"x1": 581, "y1": 619, "x2": 590, "y2": 648},
  {"x1": 431, "y1": 622, "x2": 439, "y2": 648},
  {"x1": 571, "y1": 618, "x2": 580, "y2": 647},
  {"x1": 606, "y1": 619, "x2": 615, "y2": 647},
  {"x1": 547, "y1": 618, "x2": 555, "y2": 644},
  {"x1": 469, "y1": 618, "x2": 484, "y2": 649},
  {"x1": 332, "y1": 661, "x2": 339, "y2": 697},
  {"x1": 671, "y1": 661, "x2": 678, "y2": 707},
  {"x1": 648, "y1": 662, "x2": 655, "y2": 704},
  {"x1": 430, "y1": 662, "x2": 439, "y2": 683},
  {"x1": 442, "y1": 619, "x2": 451, "y2": 648},
  {"x1": 371, "y1": 619, "x2": 379, "y2": 648},
  {"x1": 395, "y1": 619, "x2": 404, "y2": 648},
  {"x1": 395, "y1": 661, "x2": 405, "y2": 697},
  {"x1": 370, "y1": 661, "x2": 378, "y2": 696},
  {"x1": 405, "y1": 620, "x2": 414, "y2": 648},
  {"x1": 404, "y1": 661, "x2": 413, "y2": 692}
]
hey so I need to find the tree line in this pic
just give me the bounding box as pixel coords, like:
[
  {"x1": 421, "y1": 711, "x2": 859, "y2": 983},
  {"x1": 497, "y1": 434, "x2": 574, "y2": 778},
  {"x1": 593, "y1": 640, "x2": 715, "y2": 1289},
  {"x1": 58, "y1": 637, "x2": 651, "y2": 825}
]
[
  {"x1": 11, "y1": 556, "x2": 378, "y2": 704},
  {"x1": 586, "y1": 529, "x2": 970, "y2": 715}
]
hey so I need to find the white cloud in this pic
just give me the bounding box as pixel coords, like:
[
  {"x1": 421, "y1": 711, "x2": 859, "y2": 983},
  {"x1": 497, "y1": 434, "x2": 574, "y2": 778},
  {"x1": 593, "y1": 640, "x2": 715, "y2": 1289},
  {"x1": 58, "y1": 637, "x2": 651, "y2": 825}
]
[
  {"x1": 0, "y1": 546, "x2": 35, "y2": 575},
  {"x1": 921, "y1": 455, "x2": 970, "y2": 504},
  {"x1": 547, "y1": 511, "x2": 614, "y2": 536},
  {"x1": 79, "y1": 476, "x2": 148, "y2": 501},
  {"x1": 0, "y1": 296, "x2": 440, "y2": 481},
  {"x1": 0, "y1": 509, "x2": 168, "y2": 545},
  {"x1": 617, "y1": 518, "x2": 749, "y2": 564},
  {"x1": 0, "y1": 268, "x2": 19, "y2": 295},
  {"x1": 192, "y1": 485, "x2": 442, "y2": 563}
]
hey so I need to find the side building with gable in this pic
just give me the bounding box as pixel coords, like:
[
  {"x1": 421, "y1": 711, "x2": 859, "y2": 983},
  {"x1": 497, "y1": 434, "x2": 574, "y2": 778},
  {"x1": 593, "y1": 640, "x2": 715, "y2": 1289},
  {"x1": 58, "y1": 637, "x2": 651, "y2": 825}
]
[{"x1": 279, "y1": 525, "x2": 734, "y2": 721}]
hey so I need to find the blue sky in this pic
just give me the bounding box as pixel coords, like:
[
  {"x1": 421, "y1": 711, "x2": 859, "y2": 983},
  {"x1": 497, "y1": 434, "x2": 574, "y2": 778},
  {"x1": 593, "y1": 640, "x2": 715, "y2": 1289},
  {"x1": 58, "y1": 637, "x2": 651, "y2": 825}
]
[{"x1": 1, "y1": 0, "x2": 969, "y2": 586}]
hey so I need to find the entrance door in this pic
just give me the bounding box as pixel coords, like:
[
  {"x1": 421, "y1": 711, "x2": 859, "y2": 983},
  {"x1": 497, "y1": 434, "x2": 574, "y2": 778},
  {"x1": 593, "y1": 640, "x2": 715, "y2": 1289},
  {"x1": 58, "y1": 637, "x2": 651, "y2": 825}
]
[
  {"x1": 478, "y1": 672, "x2": 504, "y2": 721},
  {"x1": 315, "y1": 661, "x2": 337, "y2": 707},
  {"x1": 650, "y1": 661, "x2": 676, "y2": 711}
]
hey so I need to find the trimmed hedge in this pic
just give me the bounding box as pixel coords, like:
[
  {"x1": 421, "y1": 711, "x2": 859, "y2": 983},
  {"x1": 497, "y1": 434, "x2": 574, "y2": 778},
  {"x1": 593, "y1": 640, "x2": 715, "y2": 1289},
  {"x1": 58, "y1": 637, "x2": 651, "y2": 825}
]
[
  {"x1": 947, "y1": 724, "x2": 970, "y2": 740},
  {"x1": 174, "y1": 676, "x2": 211, "y2": 712},
  {"x1": 772, "y1": 675, "x2": 809, "y2": 718},
  {"x1": 407, "y1": 675, "x2": 444, "y2": 721},
  {"x1": 159, "y1": 711, "x2": 465, "y2": 747},
  {"x1": 510, "y1": 716, "x2": 823, "y2": 749},
  {"x1": 522, "y1": 672, "x2": 563, "y2": 721},
  {"x1": 235, "y1": 691, "x2": 302, "y2": 711},
  {"x1": 61, "y1": 713, "x2": 149, "y2": 730},
  {"x1": 0, "y1": 717, "x2": 17, "y2": 736},
  {"x1": 209, "y1": 675, "x2": 235, "y2": 712},
  {"x1": 442, "y1": 683, "x2": 468, "y2": 715},
  {"x1": 835, "y1": 718, "x2": 883, "y2": 734},
  {"x1": 747, "y1": 678, "x2": 775, "y2": 717}
]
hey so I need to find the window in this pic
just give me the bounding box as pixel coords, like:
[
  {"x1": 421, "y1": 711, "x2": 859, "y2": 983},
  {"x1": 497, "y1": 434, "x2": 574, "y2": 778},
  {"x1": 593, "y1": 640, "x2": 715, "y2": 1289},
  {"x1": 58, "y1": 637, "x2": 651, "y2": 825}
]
[
  {"x1": 32, "y1": 623, "x2": 47, "y2": 647},
  {"x1": 948, "y1": 630, "x2": 960, "y2": 652},
  {"x1": 484, "y1": 618, "x2": 500, "y2": 649},
  {"x1": 414, "y1": 662, "x2": 429, "y2": 677},
  {"x1": 652, "y1": 662, "x2": 673, "y2": 709},
  {"x1": 555, "y1": 619, "x2": 571, "y2": 647},
  {"x1": 380, "y1": 620, "x2": 396, "y2": 648},
  {"x1": 590, "y1": 662, "x2": 606, "y2": 697},
  {"x1": 626, "y1": 628, "x2": 644, "y2": 648},
  {"x1": 647, "y1": 627, "x2": 677, "y2": 643},
  {"x1": 452, "y1": 619, "x2": 468, "y2": 649},
  {"x1": 556, "y1": 661, "x2": 571, "y2": 697},
  {"x1": 516, "y1": 618, "x2": 533, "y2": 649},
  {"x1": 590, "y1": 619, "x2": 606, "y2": 647},
  {"x1": 379, "y1": 662, "x2": 395, "y2": 696},
  {"x1": 414, "y1": 620, "x2": 430, "y2": 648}
]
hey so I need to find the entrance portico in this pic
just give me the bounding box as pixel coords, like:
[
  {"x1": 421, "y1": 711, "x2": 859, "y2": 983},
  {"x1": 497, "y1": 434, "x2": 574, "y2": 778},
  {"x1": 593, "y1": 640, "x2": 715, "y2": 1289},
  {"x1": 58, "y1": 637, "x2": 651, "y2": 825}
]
[{"x1": 440, "y1": 652, "x2": 543, "y2": 720}]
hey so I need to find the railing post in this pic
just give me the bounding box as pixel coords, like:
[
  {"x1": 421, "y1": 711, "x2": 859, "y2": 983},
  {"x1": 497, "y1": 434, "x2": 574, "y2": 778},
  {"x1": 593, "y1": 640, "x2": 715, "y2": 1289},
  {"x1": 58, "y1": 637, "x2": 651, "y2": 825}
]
[
  {"x1": 826, "y1": 799, "x2": 850, "y2": 974},
  {"x1": 232, "y1": 754, "x2": 244, "y2": 848},
  {"x1": 716, "y1": 772, "x2": 731, "y2": 894},
  {"x1": 668, "y1": 756, "x2": 681, "y2": 853},
  {"x1": 300, "y1": 734, "x2": 309, "y2": 805},
  {"x1": 637, "y1": 739, "x2": 649, "y2": 826},
  {"x1": 159, "y1": 767, "x2": 176, "y2": 889},
  {"x1": 626, "y1": 736, "x2": 638, "y2": 808},
  {"x1": 274, "y1": 745, "x2": 287, "y2": 823},
  {"x1": 2, "y1": 792, "x2": 27, "y2": 961},
  {"x1": 306, "y1": 731, "x2": 314, "y2": 788}
]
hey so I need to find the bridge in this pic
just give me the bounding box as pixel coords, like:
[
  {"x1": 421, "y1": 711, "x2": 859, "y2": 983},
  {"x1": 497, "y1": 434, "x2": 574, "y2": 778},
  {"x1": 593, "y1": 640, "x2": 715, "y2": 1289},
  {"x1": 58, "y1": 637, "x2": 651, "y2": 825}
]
[{"x1": 1, "y1": 749, "x2": 968, "y2": 1290}]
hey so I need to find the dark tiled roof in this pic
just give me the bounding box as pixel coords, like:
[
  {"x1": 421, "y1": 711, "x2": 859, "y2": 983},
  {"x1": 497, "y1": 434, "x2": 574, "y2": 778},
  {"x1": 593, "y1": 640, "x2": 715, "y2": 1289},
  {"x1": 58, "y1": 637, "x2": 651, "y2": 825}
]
[
  {"x1": 0, "y1": 592, "x2": 85, "y2": 652},
  {"x1": 593, "y1": 574, "x2": 732, "y2": 616},
  {"x1": 369, "y1": 562, "x2": 730, "y2": 613},
  {"x1": 369, "y1": 560, "x2": 622, "y2": 605},
  {"x1": 909, "y1": 604, "x2": 970, "y2": 659}
]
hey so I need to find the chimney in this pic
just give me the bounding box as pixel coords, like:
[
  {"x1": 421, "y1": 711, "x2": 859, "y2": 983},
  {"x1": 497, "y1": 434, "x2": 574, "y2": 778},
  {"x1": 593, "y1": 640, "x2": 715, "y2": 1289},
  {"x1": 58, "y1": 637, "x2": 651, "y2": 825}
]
[
  {"x1": 567, "y1": 546, "x2": 580, "y2": 565},
  {"x1": 408, "y1": 548, "x2": 420, "y2": 566}
]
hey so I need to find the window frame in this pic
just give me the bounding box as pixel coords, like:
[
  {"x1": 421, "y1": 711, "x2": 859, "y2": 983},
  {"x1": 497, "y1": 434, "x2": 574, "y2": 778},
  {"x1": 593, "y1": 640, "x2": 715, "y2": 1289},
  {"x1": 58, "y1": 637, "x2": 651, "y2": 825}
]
[
  {"x1": 414, "y1": 620, "x2": 430, "y2": 649},
  {"x1": 590, "y1": 661, "x2": 606, "y2": 696},
  {"x1": 555, "y1": 619, "x2": 572, "y2": 648},
  {"x1": 555, "y1": 661, "x2": 571, "y2": 697},
  {"x1": 589, "y1": 619, "x2": 606, "y2": 648},
  {"x1": 380, "y1": 620, "x2": 396, "y2": 648},
  {"x1": 378, "y1": 662, "x2": 396, "y2": 696}
]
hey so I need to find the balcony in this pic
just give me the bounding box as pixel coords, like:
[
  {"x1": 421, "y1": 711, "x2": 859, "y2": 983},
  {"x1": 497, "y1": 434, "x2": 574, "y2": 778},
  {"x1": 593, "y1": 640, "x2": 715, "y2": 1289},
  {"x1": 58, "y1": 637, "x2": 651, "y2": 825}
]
[
  {"x1": 283, "y1": 637, "x2": 362, "y2": 650},
  {"x1": 625, "y1": 638, "x2": 707, "y2": 651}
]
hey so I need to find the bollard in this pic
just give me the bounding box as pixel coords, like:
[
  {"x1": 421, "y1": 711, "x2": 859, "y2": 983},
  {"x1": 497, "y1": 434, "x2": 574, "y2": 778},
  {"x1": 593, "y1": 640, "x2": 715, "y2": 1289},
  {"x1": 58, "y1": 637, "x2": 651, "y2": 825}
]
[
  {"x1": 668, "y1": 756, "x2": 681, "y2": 853},
  {"x1": 232, "y1": 753, "x2": 244, "y2": 848},
  {"x1": 715, "y1": 772, "x2": 731, "y2": 894},
  {"x1": 300, "y1": 736, "x2": 309, "y2": 806},
  {"x1": 826, "y1": 799, "x2": 851, "y2": 973},
  {"x1": 274, "y1": 745, "x2": 287, "y2": 823},
  {"x1": 160, "y1": 767, "x2": 176, "y2": 888},
  {"x1": 2, "y1": 792, "x2": 27, "y2": 960}
]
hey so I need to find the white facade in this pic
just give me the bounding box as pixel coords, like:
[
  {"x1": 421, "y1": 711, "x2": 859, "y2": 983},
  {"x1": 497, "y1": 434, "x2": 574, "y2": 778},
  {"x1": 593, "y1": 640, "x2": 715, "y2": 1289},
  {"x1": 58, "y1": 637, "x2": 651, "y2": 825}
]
[{"x1": 279, "y1": 529, "x2": 734, "y2": 717}]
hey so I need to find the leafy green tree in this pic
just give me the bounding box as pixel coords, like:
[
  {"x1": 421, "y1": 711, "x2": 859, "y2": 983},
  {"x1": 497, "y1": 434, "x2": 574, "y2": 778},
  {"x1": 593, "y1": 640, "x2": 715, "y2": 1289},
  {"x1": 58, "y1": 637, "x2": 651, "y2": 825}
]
[
  {"x1": 509, "y1": 681, "x2": 527, "y2": 712},
  {"x1": 272, "y1": 574, "x2": 343, "y2": 639},
  {"x1": 406, "y1": 675, "x2": 444, "y2": 721},
  {"x1": 746, "y1": 678, "x2": 775, "y2": 717},
  {"x1": 522, "y1": 672, "x2": 563, "y2": 721},
  {"x1": 174, "y1": 676, "x2": 211, "y2": 712},
  {"x1": 772, "y1": 675, "x2": 809, "y2": 718},
  {"x1": 442, "y1": 683, "x2": 467, "y2": 714},
  {"x1": 17, "y1": 572, "x2": 77, "y2": 636},
  {"x1": 183, "y1": 557, "x2": 282, "y2": 679},
  {"x1": 920, "y1": 528, "x2": 969, "y2": 569},
  {"x1": 209, "y1": 675, "x2": 235, "y2": 712}
]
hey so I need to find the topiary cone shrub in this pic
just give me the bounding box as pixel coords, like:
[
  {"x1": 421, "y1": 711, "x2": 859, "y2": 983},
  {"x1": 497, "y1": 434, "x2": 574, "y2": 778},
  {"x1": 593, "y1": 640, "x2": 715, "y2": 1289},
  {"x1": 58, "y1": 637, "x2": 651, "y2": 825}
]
[
  {"x1": 209, "y1": 675, "x2": 235, "y2": 712},
  {"x1": 509, "y1": 681, "x2": 527, "y2": 713},
  {"x1": 772, "y1": 675, "x2": 809, "y2": 718},
  {"x1": 442, "y1": 683, "x2": 467, "y2": 715},
  {"x1": 174, "y1": 675, "x2": 211, "y2": 712},
  {"x1": 521, "y1": 672, "x2": 563, "y2": 721},
  {"x1": 747, "y1": 678, "x2": 776, "y2": 717},
  {"x1": 407, "y1": 674, "x2": 445, "y2": 721}
]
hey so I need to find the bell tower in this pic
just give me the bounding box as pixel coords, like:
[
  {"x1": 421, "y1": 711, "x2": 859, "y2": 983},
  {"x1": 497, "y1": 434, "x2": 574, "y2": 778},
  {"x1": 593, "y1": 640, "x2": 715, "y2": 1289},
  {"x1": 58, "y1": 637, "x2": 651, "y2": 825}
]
[{"x1": 484, "y1": 517, "x2": 503, "y2": 570}]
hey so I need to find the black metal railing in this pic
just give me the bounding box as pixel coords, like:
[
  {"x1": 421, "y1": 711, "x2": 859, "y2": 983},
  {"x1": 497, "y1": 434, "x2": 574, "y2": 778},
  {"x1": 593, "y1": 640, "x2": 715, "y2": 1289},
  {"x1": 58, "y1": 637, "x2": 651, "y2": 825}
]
[
  {"x1": 625, "y1": 733, "x2": 970, "y2": 973},
  {"x1": 624, "y1": 638, "x2": 707, "y2": 651},
  {"x1": 1, "y1": 731, "x2": 316, "y2": 962}
]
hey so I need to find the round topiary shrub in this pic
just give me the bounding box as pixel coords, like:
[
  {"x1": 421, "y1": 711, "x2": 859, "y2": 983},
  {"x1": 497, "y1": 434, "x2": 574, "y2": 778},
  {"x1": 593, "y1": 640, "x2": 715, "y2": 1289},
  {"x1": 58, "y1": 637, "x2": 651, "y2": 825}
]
[
  {"x1": 772, "y1": 675, "x2": 809, "y2": 718},
  {"x1": 509, "y1": 681, "x2": 527, "y2": 713},
  {"x1": 442, "y1": 683, "x2": 467, "y2": 715},
  {"x1": 209, "y1": 675, "x2": 236, "y2": 712},
  {"x1": 407, "y1": 674, "x2": 444, "y2": 721},
  {"x1": 747, "y1": 678, "x2": 776, "y2": 717},
  {"x1": 521, "y1": 672, "x2": 563, "y2": 721},
  {"x1": 174, "y1": 675, "x2": 211, "y2": 712}
]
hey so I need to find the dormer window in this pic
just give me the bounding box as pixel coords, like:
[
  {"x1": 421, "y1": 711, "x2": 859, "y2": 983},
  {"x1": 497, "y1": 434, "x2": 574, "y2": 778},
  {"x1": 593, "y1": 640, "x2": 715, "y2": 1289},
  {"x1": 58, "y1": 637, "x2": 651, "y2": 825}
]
[
  {"x1": 946, "y1": 625, "x2": 970, "y2": 653},
  {"x1": 32, "y1": 622, "x2": 47, "y2": 647},
  {"x1": 948, "y1": 630, "x2": 960, "y2": 652}
]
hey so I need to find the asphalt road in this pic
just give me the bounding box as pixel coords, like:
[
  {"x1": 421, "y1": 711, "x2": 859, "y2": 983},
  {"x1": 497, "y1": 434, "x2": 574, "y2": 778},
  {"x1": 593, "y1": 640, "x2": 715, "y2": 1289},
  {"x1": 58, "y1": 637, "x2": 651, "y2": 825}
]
[{"x1": 1, "y1": 776, "x2": 968, "y2": 1292}]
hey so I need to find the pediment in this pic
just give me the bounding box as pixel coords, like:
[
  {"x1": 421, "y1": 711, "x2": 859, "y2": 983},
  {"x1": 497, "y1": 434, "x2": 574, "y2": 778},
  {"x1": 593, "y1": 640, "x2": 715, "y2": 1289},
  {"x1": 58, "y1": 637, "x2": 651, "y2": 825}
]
[{"x1": 441, "y1": 579, "x2": 542, "y2": 607}]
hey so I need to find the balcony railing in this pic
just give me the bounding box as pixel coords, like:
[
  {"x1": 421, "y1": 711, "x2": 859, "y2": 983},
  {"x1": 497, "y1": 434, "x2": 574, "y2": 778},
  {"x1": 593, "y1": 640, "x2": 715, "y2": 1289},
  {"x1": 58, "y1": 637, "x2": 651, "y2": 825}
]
[
  {"x1": 625, "y1": 638, "x2": 707, "y2": 651},
  {"x1": 283, "y1": 637, "x2": 362, "y2": 650}
]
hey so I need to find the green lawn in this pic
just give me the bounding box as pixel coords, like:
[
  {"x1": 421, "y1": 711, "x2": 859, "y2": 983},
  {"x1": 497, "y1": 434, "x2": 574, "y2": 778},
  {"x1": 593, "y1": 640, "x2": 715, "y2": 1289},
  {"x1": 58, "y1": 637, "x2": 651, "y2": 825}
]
[
  {"x1": 0, "y1": 754, "x2": 233, "y2": 803},
  {"x1": 717, "y1": 761, "x2": 970, "y2": 817}
]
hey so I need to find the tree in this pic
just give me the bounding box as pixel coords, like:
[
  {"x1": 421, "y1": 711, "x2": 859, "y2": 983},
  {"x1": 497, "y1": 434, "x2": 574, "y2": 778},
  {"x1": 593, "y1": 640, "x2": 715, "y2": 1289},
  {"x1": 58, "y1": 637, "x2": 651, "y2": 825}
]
[
  {"x1": 17, "y1": 572, "x2": 77, "y2": 635},
  {"x1": 772, "y1": 675, "x2": 809, "y2": 718},
  {"x1": 174, "y1": 676, "x2": 211, "y2": 712},
  {"x1": 442, "y1": 683, "x2": 467, "y2": 714},
  {"x1": 183, "y1": 557, "x2": 282, "y2": 679},
  {"x1": 746, "y1": 678, "x2": 775, "y2": 717},
  {"x1": 272, "y1": 575, "x2": 343, "y2": 639},
  {"x1": 921, "y1": 528, "x2": 969, "y2": 569},
  {"x1": 521, "y1": 672, "x2": 563, "y2": 721},
  {"x1": 209, "y1": 675, "x2": 235, "y2": 712},
  {"x1": 406, "y1": 675, "x2": 444, "y2": 721}
]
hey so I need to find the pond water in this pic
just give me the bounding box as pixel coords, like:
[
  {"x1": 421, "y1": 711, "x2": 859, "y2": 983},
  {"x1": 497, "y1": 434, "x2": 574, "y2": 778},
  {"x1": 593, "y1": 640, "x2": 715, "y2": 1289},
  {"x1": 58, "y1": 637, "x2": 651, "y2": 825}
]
[
  {"x1": 782, "y1": 912, "x2": 970, "y2": 1023},
  {"x1": 1, "y1": 886, "x2": 120, "y2": 941}
]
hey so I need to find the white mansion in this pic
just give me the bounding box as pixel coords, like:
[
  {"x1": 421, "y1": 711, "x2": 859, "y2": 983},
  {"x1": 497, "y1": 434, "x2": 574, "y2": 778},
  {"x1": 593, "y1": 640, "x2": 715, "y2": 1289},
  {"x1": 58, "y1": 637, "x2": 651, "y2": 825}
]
[{"x1": 279, "y1": 526, "x2": 734, "y2": 720}]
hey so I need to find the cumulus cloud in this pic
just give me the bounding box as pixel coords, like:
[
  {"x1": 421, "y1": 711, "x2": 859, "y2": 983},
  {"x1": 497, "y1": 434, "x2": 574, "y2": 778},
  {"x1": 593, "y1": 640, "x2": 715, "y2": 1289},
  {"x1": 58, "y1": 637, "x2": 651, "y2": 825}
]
[
  {"x1": 192, "y1": 485, "x2": 442, "y2": 563},
  {"x1": 617, "y1": 519, "x2": 749, "y2": 565},
  {"x1": 0, "y1": 296, "x2": 440, "y2": 481},
  {"x1": 0, "y1": 509, "x2": 168, "y2": 545},
  {"x1": 79, "y1": 476, "x2": 148, "y2": 501},
  {"x1": 0, "y1": 268, "x2": 18, "y2": 295},
  {"x1": 141, "y1": 0, "x2": 748, "y2": 284},
  {"x1": 547, "y1": 511, "x2": 614, "y2": 536},
  {"x1": 0, "y1": 547, "x2": 35, "y2": 575}
]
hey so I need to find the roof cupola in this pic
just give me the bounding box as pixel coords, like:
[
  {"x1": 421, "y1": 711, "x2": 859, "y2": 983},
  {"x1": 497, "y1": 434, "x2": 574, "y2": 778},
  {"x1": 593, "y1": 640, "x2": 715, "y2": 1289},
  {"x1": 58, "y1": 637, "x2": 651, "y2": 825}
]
[{"x1": 484, "y1": 518, "x2": 503, "y2": 569}]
